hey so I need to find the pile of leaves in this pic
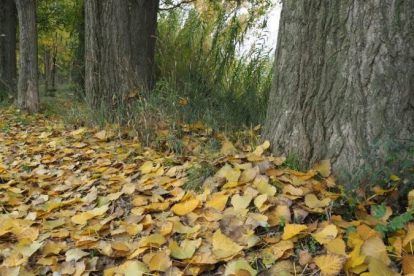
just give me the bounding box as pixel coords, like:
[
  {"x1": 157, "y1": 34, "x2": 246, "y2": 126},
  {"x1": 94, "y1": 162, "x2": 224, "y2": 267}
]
[{"x1": 0, "y1": 109, "x2": 413, "y2": 276}]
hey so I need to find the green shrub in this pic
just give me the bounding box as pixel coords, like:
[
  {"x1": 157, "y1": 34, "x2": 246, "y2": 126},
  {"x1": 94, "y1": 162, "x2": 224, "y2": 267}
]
[{"x1": 343, "y1": 134, "x2": 414, "y2": 207}]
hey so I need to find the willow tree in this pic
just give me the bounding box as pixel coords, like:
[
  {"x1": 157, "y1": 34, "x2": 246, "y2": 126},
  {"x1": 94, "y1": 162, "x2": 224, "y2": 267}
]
[
  {"x1": 0, "y1": 0, "x2": 17, "y2": 99},
  {"x1": 15, "y1": 0, "x2": 39, "y2": 113},
  {"x1": 263, "y1": 1, "x2": 414, "y2": 172}
]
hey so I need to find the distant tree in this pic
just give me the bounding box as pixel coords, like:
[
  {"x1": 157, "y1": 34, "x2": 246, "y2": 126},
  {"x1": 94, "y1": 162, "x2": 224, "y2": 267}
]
[
  {"x1": 16, "y1": 0, "x2": 39, "y2": 113},
  {"x1": 0, "y1": 0, "x2": 17, "y2": 100},
  {"x1": 263, "y1": 0, "x2": 414, "y2": 172}
]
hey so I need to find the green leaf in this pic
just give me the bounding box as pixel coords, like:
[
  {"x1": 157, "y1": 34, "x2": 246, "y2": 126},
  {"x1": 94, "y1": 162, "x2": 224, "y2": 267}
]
[
  {"x1": 374, "y1": 224, "x2": 388, "y2": 237},
  {"x1": 387, "y1": 212, "x2": 413, "y2": 232},
  {"x1": 372, "y1": 203, "x2": 386, "y2": 219},
  {"x1": 345, "y1": 226, "x2": 357, "y2": 240}
]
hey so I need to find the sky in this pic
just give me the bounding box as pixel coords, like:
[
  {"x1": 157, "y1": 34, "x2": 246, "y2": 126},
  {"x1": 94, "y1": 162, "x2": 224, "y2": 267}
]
[
  {"x1": 239, "y1": 2, "x2": 282, "y2": 55},
  {"x1": 267, "y1": 3, "x2": 282, "y2": 48}
]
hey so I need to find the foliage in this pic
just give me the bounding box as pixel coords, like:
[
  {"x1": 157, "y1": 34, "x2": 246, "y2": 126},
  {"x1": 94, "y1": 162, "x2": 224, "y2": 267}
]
[
  {"x1": 37, "y1": 0, "x2": 84, "y2": 90},
  {"x1": 155, "y1": 1, "x2": 274, "y2": 129},
  {"x1": 342, "y1": 134, "x2": 414, "y2": 206}
]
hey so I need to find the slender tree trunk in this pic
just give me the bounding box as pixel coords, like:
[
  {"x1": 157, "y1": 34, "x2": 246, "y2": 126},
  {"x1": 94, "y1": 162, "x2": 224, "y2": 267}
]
[
  {"x1": 130, "y1": 0, "x2": 159, "y2": 91},
  {"x1": 74, "y1": 0, "x2": 85, "y2": 95},
  {"x1": 51, "y1": 36, "x2": 58, "y2": 96},
  {"x1": 15, "y1": 0, "x2": 39, "y2": 113},
  {"x1": 0, "y1": 0, "x2": 17, "y2": 99},
  {"x1": 263, "y1": 0, "x2": 414, "y2": 173},
  {"x1": 85, "y1": 0, "x2": 135, "y2": 119},
  {"x1": 44, "y1": 47, "x2": 51, "y2": 94}
]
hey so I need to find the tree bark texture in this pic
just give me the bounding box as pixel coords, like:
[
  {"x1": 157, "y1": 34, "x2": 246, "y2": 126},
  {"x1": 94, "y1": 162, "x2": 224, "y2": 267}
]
[
  {"x1": 263, "y1": 0, "x2": 414, "y2": 173},
  {"x1": 16, "y1": 0, "x2": 39, "y2": 113},
  {"x1": 130, "y1": 0, "x2": 159, "y2": 91},
  {"x1": 0, "y1": 0, "x2": 17, "y2": 99},
  {"x1": 85, "y1": 0, "x2": 135, "y2": 118}
]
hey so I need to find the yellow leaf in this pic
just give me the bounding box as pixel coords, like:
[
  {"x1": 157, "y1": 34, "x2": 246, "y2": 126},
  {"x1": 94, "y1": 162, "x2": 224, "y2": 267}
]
[
  {"x1": 305, "y1": 194, "x2": 331, "y2": 208},
  {"x1": 403, "y1": 223, "x2": 414, "y2": 247},
  {"x1": 124, "y1": 261, "x2": 148, "y2": 276},
  {"x1": 325, "y1": 238, "x2": 347, "y2": 256},
  {"x1": 262, "y1": 241, "x2": 294, "y2": 265},
  {"x1": 173, "y1": 221, "x2": 201, "y2": 234},
  {"x1": 224, "y1": 259, "x2": 257, "y2": 276},
  {"x1": 148, "y1": 251, "x2": 172, "y2": 272},
  {"x1": 231, "y1": 194, "x2": 253, "y2": 210},
  {"x1": 254, "y1": 194, "x2": 268, "y2": 209},
  {"x1": 255, "y1": 180, "x2": 276, "y2": 196},
  {"x1": 361, "y1": 236, "x2": 391, "y2": 266},
  {"x1": 71, "y1": 204, "x2": 109, "y2": 225},
  {"x1": 403, "y1": 255, "x2": 414, "y2": 275},
  {"x1": 408, "y1": 190, "x2": 414, "y2": 209},
  {"x1": 140, "y1": 161, "x2": 153, "y2": 174},
  {"x1": 239, "y1": 167, "x2": 258, "y2": 183},
  {"x1": 221, "y1": 141, "x2": 238, "y2": 156},
  {"x1": 65, "y1": 248, "x2": 89, "y2": 262},
  {"x1": 171, "y1": 198, "x2": 200, "y2": 215},
  {"x1": 312, "y1": 160, "x2": 331, "y2": 177},
  {"x1": 312, "y1": 225, "x2": 338, "y2": 244},
  {"x1": 267, "y1": 204, "x2": 292, "y2": 226},
  {"x1": 169, "y1": 239, "x2": 201, "y2": 260},
  {"x1": 282, "y1": 224, "x2": 307, "y2": 240},
  {"x1": 206, "y1": 194, "x2": 229, "y2": 211},
  {"x1": 367, "y1": 257, "x2": 399, "y2": 276},
  {"x1": 314, "y1": 254, "x2": 346, "y2": 276},
  {"x1": 390, "y1": 174, "x2": 400, "y2": 181},
  {"x1": 139, "y1": 234, "x2": 167, "y2": 248},
  {"x1": 212, "y1": 229, "x2": 243, "y2": 259},
  {"x1": 94, "y1": 130, "x2": 107, "y2": 141},
  {"x1": 357, "y1": 224, "x2": 381, "y2": 241}
]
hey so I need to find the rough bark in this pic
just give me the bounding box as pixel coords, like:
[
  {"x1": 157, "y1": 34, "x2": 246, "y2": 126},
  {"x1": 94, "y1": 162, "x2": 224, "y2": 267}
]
[
  {"x1": 0, "y1": 0, "x2": 17, "y2": 99},
  {"x1": 85, "y1": 0, "x2": 135, "y2": 118},
  {"x1": 263, "y1": 0, "x2": 414, "y2": 173},
  {"x1": 16, "y1": 0, "x2": 39, "y2": 113},
  {"x1": 130, "y1": 0, "x2": 159, "y2": 91}
]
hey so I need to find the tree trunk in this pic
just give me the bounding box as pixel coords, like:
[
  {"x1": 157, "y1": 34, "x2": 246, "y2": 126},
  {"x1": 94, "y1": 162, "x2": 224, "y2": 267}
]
[
  {"x1": 0, "y1": 0, "x2": 17, "y2": 99},
  {"x1": 44, "y1": 47, "x2": 51, "y2": 94},
  {"x1": 263, "y1": 0, "x2": 414, "y2": 173},
  {"x1": 130, "y1": 0, "x2": 159, "y2": 91},
  {"x1": 73, "y1": 0, "x2": 85, "y2": 95},
  {"x1": 85, "y1": 0, "x2": 135, "y2": 119},
  {"x1": 16, "y1": 0, "x2": 39, "y2": 113},
  {"x1": 51, "y1": 34, "x2": 58, "y2": 96}
]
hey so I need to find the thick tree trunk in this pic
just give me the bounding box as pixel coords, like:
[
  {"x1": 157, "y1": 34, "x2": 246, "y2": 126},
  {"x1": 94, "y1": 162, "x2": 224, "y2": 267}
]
[
  {"x1": 15, "y1": 0, "x2": 39, "y2": 113},
  {"x1": 85, "y1": 0, "x2": 135, "y2": 119},
  {"x1": 130, "y1": 0, "x2": 159, "y2": 91},
  {"x1": 263, "y1": 0, "x2": 414, "y2": 173},
  {"x1": 0, "y1": 0, "x2": 17, "y2": 99}
]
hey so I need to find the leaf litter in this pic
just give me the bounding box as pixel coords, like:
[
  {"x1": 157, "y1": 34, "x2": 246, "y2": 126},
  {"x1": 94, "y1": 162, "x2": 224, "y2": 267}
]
[{"x1": 0, "y1": 109, "x2": 413, "y2": 276}]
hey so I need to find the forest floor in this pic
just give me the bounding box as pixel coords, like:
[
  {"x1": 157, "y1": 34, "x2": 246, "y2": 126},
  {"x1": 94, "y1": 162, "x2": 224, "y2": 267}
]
[{"x1": 0, "y1": 107, "x2": 413, "y2": 276}]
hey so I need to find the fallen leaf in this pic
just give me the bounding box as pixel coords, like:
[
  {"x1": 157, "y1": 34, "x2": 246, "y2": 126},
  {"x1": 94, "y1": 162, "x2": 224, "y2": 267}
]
[
  {"x1": 282, "y1": 224, "x2": 307, "y2": 240},
  {"x1": 314, "y1": 254, "x2": 346, "y2": 276}
]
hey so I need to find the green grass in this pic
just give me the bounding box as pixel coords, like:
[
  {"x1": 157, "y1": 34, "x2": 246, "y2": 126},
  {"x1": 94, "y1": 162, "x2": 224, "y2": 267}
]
[{"x1": 183, "y1": 162, "x2": 217, "y2": 192}]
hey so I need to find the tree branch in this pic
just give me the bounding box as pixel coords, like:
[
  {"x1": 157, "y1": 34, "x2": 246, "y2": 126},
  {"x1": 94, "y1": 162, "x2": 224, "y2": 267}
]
[{"x1": 158, "y1": 0, "x2": 197, "y2": 11}]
